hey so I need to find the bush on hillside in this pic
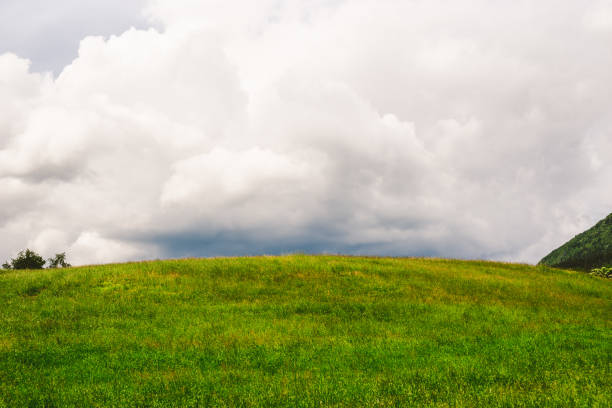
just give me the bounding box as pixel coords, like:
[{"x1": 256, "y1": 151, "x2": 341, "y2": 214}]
[
  {"x1": 3, "y1": 249, "x2": 46, "y2": 270},
  {"x1": 47, "y1": 252, "x2": 71, "y2": 269},
  {"x1": 590, "y1": 266, "x2": 612, "y2": 279},
  {"x1": 2, "y1": 249, "x2": 72, "y2": 270}
]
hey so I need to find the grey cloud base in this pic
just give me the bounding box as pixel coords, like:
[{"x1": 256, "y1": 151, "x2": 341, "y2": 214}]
[{"x1": 1, "y1": 0, "x2": 611, "y2": 265}]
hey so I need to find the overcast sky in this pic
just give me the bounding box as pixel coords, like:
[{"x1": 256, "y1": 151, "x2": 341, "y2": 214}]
[{"x1": 1, "y1": 0, "x2": 611, "y2": 266}]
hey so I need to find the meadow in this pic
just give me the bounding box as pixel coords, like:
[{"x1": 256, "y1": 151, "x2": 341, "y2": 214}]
[{"x1": 0, "y1": 255, "x2": 610, "y2": 407}]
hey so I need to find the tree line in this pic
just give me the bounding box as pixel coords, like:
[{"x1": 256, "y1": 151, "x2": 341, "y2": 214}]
[{"x1": 2, "y1": 249, "x2": 71, "y2": 270}]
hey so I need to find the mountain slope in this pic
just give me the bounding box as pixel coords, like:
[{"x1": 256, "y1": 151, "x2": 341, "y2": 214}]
[
  {"x1": 539, "y1": 212, "x2": 612, "y2": 270},
  {"x1": 0, "y1": 255, "x2": 610, "y2": 407}
]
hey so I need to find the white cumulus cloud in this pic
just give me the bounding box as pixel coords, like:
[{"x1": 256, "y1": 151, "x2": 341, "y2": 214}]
[{"x1": 0, "y1": 0, "x2": 611, "y2": 265}]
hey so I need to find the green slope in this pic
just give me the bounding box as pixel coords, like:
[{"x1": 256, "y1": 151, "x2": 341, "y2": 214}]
[
  {"x1": 539, "y1": 213, "x2": 612, "y2": 270},
  {"x1": 0, "y1": 255, "x2": 610, "y2": 407}
]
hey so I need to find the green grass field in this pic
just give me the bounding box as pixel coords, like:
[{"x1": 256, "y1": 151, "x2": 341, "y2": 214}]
[{"x1": 0, "y1": 255, "x2": 610, "y2": 407}]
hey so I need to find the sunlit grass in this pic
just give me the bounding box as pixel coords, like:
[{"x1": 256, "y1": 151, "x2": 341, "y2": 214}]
[{"x1": 0, "y1": 255, "x2": 610, "y2": 407}]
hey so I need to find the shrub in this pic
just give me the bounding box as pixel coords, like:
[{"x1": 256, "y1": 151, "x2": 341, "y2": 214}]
[
  {"x1": 589, "y1": 266, "x2": 612, "y2": 279},
  {"x1": 47, "y1": 252, "x2": 71, "y2": 269},
  {"x1": 3, "y1": 249, "x2": 46, "y2": 270}
]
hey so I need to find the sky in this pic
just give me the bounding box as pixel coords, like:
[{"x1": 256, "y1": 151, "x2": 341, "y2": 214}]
[{"x1": 1, "y1": 0, "x2": 611, "y2": 266}]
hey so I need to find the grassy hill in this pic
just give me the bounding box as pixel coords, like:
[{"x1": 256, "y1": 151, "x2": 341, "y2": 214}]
[
  {"x1": 539, "y1": 213, "x2": 612, "y2": 271},
  {"x1": 0, "y1": 255, "x2": 610, "y2": 407}
]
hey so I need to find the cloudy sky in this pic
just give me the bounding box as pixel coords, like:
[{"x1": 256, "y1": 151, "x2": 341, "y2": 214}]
[{"x1": 1, "y1": 0, "x2": 611, "y2": 266}]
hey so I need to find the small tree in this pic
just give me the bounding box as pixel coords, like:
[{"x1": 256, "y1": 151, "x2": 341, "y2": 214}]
[
  {"x1": 47, "y1": 252, "x2": 71, "y2": 269},
  {"x1": 3, "y1": 249, "x2": 46, "y2": 270}
]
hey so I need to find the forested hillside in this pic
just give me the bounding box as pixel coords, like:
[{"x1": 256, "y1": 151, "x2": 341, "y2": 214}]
[{"x1": 539, "y1": 213, "x2": 612, "y2": 270}]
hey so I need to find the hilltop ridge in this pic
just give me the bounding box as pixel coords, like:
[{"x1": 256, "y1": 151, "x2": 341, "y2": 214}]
[{"x1": 0, "y1": 255, "x2": 610, "y2": 406}]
